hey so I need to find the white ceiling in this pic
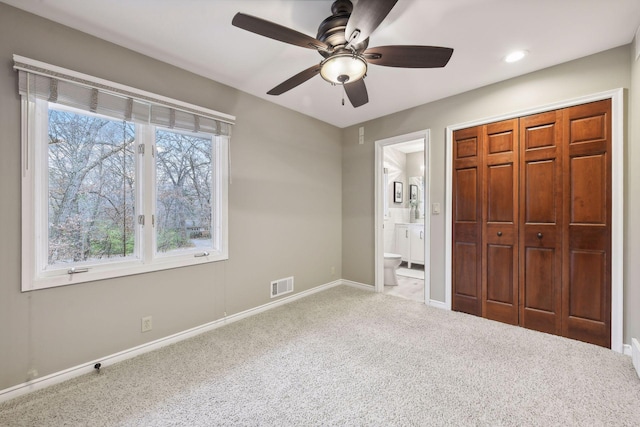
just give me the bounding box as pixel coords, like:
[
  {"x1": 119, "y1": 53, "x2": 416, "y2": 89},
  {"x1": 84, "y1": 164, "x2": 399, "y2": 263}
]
[{"x1": 3, "y1": 0, "x2": 640, "y2": 128}]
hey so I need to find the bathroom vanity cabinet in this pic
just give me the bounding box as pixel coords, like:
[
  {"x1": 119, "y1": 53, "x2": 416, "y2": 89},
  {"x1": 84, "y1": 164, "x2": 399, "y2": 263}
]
[{"x1": 395, "y1": 223, "x2": 425, "y2": 268}]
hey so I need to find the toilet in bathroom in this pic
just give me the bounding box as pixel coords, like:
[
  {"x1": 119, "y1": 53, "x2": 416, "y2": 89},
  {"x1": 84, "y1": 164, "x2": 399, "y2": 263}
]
[{"x1": 383, "y1": 253, "x2": 402, "y2": 286}]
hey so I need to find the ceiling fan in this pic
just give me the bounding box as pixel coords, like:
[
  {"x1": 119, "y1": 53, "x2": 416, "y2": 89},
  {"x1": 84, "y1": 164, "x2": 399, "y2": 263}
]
[{"x1": 232, "y1": 0, "x2": 454, "y2": 108}]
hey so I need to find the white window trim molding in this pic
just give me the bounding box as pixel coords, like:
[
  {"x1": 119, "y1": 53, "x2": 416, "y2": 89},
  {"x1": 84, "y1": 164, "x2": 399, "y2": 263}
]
[
  {"x1": 22, "y1": 101, "x2": 230, "y2": 291},
  {"x1": 374, "y1": 130, "x2": 431, "y2": 305},
  {"x1": 444, "y1": 88, "x2": 625, "y2": 353},
  {"x1": 17, "y1": 56, "x2": 233, "y2": 292}
]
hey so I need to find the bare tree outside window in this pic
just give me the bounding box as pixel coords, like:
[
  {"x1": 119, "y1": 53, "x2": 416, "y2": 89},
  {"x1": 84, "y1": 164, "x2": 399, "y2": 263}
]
[
  {"x1": 46, "y1": 108, "x2": 215, "y2": 265},
  {"x1": 155, "y1": 129, "x2": 213, "y2": 254},
  {"x1": 47, "y1": 108, "x2": 136, "y2": 265}
]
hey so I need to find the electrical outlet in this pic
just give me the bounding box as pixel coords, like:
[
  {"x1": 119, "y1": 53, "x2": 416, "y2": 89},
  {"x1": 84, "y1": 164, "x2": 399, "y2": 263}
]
[
  {"x1": 331, "y1": 266, "x2": 335, "y2": 276},
  {"x1": 141, "y1": 316, "x2": 152, "y2": 332}
]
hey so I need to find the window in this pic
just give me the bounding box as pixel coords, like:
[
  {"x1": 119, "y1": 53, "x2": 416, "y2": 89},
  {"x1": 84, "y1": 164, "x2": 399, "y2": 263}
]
[
  {"x1": 16, "y1": 55, "x2": 233, "y2": 291},
  {"x1": 154, "y1": 128, "x2": 216, "y2": 256}
]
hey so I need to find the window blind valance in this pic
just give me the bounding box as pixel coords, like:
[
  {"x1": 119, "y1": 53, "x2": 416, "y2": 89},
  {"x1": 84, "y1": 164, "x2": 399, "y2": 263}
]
[{"x1": 14, "y1": 55, "x2": 234, "y2": 136}]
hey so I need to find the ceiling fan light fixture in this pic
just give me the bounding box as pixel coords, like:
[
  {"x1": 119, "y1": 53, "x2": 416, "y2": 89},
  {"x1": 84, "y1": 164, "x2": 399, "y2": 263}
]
[
  {"x1": 233, "y1": 0, "x2": 454, "y2": 107},
  {"x1": 320, "y1": 54, "x2": 367, "y2": 84}
]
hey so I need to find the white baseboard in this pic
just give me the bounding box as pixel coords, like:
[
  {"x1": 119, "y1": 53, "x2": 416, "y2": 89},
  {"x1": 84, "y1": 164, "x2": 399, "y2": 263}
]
[
  {"x1": 428, "y1": 299, "x2": 449, "y2": 310},
  {"x1": 341, "y1": 279, "x2": 375, "y2": 291},
  {"x1": 0, "y1": 279, "x2": 346, "y2": 404},
  {"x1": 632, "y1": 338, "x2": 640, "y2": 378}
]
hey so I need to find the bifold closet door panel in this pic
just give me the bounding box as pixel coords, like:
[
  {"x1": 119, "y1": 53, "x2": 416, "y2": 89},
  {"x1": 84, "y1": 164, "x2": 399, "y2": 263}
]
[
  {"x1": 451, "y1": 99, "x2": 612, "y2": 348},
  {"x1": 452, "y1": 126, "x2": 483, "y2": 316},
  {"x1": 482, "y1": 119, "x2": 519, "y2": 325},
  {"x1": 519, "y1": 111, "x2": 564, "y2": 335},
  {"x1": 562, "y1": 99, "x2": 612, "y2": 348}
]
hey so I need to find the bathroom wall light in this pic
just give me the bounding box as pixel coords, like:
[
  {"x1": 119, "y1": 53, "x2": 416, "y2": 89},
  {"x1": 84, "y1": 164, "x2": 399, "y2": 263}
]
[{"x1": 504, "y1": 50, "x2": 528, "y2": 63}]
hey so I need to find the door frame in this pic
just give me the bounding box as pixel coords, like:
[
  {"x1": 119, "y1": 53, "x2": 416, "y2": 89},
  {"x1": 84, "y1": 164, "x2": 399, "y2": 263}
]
[
  {"x1": 444, "y1": 88, "x2": 624, "y2": 353},
  {"x1": 374, "y1": 130, "x2": 431, "y2": 304}
]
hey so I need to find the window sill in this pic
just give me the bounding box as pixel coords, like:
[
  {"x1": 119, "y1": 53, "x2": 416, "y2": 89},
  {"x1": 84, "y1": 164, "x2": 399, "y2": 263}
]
[{"x1": 23, "y1": 251, "x2": 228, "y2": 292}]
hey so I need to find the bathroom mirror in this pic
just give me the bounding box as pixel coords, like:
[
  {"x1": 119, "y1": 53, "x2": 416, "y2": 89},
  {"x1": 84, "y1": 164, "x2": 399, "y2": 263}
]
[{"x1": 409, "y1": 176, "x2": 424, "y2": 219}]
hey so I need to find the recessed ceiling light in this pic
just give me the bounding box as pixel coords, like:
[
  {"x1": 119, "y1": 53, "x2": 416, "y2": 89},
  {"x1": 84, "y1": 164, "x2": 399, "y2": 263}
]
[{"x1": 504, "y1": 50, "x2": 528, "y2": 63}]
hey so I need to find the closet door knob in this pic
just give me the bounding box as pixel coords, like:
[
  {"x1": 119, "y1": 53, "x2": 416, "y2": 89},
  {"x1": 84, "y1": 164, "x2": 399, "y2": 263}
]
[
  {"x1": 497, "y1": 231, "x2": 502, "y2": 237},
  {"x1": 537, "y1": 232, "x2": 543, "y2": 239}
]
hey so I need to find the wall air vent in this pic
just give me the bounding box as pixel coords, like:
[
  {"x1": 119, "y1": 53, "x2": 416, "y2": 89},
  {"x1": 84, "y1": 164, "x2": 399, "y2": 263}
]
[{"x1": 270, "y1": 276, "x2": 294, "y2": 298}]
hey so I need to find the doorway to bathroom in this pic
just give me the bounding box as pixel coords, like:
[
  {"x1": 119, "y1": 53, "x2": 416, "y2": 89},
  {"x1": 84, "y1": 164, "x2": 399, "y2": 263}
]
[{"x1": 374, "y1": 130, "x2": 430, "y2": 304}]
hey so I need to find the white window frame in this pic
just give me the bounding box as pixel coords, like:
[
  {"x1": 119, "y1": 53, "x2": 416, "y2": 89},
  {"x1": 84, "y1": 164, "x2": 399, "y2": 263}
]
[
  {"x1": 147, "y1": 125, "x2": 228, "y2": 266},
  {"x1": 18, "y1": 60, "x2": 231, "y2": 292}
]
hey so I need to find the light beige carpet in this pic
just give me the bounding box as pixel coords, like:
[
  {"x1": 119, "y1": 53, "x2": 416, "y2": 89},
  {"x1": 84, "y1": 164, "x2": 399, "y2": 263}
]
[{"x1": 1, "y1": 285, "x2": 638, "y2": 426}]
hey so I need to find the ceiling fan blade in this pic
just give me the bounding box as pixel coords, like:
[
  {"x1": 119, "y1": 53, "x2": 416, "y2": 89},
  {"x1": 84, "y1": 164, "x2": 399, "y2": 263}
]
[
  {"x1": 345, "y1": 0, "x2": 398, "y2": 46},
  {"x1": 267, "y1": 64, "x2": 322, "y2": 96},
  {"x1": 364, "y1": 45, "x2": 454, "y2": 68},
  {"x1": 344, "y1": 79, "x2": 369, "y2": 108},
  {"x1": 232, "y1": 13, "x2": 329, "y2": 51}
]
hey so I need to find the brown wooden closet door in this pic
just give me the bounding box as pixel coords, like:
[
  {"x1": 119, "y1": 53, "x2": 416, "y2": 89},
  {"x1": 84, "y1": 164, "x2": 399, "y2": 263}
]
[
  {"x1": 452, "y1": 126, "x2": 482, "y2": 316},
  {"x1": 482, "y1": 120, "x2": 519, "y2": 325},
  {"x1": 519, "y1": 111, "x2": 563, "y2": 335},
  {"x1": 562, "y1": 99, "x2": 612, "y2": 347}
]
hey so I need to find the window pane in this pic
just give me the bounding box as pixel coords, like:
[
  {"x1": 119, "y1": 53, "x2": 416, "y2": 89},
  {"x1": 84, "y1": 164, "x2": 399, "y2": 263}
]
[
  {"x1": 47, "y1": 106, "x2": 136, "y2": 265},
  {"x1": 155, "y1": 129, "x2": 213, "y2": 254}
]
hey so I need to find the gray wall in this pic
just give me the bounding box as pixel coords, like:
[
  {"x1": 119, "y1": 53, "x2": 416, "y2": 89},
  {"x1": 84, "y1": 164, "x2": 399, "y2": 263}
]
[
  {"x1": 406, "y1": 151, "x2": 424, "y2": 182},
  {"x1": 342, "y1": 45, "x2": 639, "y2": 345},
  {"x1": 0, "y1": 4, "x2": 342, "y2": 391}
]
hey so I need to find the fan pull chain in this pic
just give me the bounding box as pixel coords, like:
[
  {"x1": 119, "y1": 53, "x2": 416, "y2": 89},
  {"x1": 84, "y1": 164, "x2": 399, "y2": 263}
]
[{"x1": 342, "y1": 84, "x2": 345, "y2": 106}]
